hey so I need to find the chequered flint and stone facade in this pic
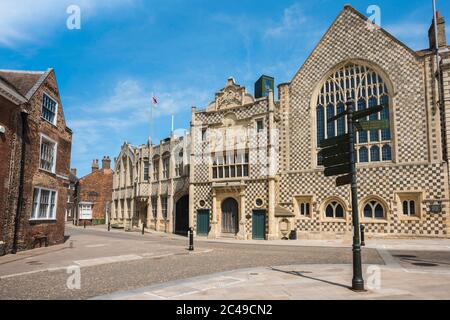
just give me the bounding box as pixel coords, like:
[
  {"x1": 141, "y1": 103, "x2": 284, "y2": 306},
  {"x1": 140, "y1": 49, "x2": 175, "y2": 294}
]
[
  {"x1": 113, "y1": 5, "x2": 450, "y2": 240},
  {"x1": 111, "y1": 134, "x2": 190, "y2": 234}
]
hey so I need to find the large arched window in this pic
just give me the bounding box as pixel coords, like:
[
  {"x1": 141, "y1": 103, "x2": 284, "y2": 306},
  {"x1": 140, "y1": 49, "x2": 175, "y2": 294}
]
[{"x1": 316, "y1": 62, "x2": 392, "y2": 165}]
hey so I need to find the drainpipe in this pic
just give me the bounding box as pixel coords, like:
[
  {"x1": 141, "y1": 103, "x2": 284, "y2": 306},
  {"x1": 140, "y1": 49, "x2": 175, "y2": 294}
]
[{"x1": 12, "y1": 111, "x2": 28, "y2": 254}]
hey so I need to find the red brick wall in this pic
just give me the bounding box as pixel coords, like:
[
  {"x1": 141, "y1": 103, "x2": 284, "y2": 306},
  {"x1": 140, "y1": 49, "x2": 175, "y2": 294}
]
[
  {"x1": 15, "y1": 70, "x2": 72, "y2": 251},
  {"x1": 0, "y1": 96, "x2": 23, "y2": 253},
  {"x1": 78, "y1": 169, "x2": 113, "y2": 224}
]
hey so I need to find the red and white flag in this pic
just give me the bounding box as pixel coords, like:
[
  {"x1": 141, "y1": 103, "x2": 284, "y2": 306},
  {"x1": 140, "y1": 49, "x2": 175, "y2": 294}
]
[{"x1": 152, "y1": 94, "x2": 158, "y2": 105}]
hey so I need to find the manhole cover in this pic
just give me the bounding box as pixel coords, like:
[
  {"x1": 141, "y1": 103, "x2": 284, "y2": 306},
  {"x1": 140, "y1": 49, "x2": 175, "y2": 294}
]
[
  {"x1": 393, "y1": 255, "x2": 417, "y2": 258},
  {"x1": 27, "y1": 261, "x2": 43, "y2": 266},
  {"x1": 412, "y1": 262, "x2": 439, "y2": 267}
]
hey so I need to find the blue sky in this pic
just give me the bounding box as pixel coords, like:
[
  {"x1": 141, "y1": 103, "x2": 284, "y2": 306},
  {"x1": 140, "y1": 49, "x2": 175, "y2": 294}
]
[{"x1": 1, "y1": 0, "x2": 449, "y2": 177}]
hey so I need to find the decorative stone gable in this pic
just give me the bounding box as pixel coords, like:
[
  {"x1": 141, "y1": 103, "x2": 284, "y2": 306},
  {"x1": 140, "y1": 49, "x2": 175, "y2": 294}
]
[{"x1": 206, "y1": 77, "x2": 255, "y2": 112}]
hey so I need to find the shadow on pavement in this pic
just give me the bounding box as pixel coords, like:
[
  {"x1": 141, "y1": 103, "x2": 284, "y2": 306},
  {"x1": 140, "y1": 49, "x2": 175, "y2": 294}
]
[{"x1": 269, "y1": 267, "x2": 351, "y2": 290}]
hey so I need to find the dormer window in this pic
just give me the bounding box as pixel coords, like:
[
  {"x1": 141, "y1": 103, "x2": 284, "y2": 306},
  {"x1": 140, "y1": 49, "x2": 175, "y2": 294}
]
[{"x1": 42, "y1": 93, "x2": 57, "y2": 125}]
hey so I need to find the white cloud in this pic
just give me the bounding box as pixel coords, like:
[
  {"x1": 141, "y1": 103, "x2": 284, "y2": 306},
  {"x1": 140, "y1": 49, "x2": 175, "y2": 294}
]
[
  {"x1": 68, "y1": 77, "x2": 210, "y2": 175},
  {"x1": 384, "y1": 22, "x2": 430, "y2": 50},
  {"x1": 88, "y1": 78, "x2": 210, "y2": 117},
  {"x1": 0, "y1": 0, "x2": 135, "y2": 47},
  {"x1": 265, "y1": 3, "x2": 309, "y2": 38},
  {"x1": 385, "y1": 23, "x2": 428, "y2": 38}
]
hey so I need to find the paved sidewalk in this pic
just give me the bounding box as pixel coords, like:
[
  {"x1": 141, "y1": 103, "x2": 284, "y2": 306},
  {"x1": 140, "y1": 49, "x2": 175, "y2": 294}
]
[
  {"x1": 0, "y1": 225, "x2": 206, "y2": 278},
  {"x1": 93, "y1": 263, "x2": 450, "y2": 300},
  {"x1": 197, "y1": 236, "x2": 450, "y2": 252},
  {"x1": 89, "y1": 223, "x2": 450, "y2": 252}
]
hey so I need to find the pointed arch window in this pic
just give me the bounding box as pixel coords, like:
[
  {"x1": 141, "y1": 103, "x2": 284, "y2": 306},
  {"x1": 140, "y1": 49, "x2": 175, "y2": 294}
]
[
  {"x1": 363, "y1": 200, "x2": 385, "y2": 219},
  {"x1": 316, "y1": 62, "x2": 393, "y2": 165},
  {"x1": 325, "y1": 201, "x2": 345, "y2": 219}
]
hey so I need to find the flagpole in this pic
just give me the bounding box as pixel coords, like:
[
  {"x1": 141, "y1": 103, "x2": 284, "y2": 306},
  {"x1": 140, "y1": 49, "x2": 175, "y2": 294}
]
[
  {"x1": 171, "y1": 114, "x2": 174, "y2": 137},
  {"x1": 150, "y1": 93, "x2": 154, "y2": 146}
]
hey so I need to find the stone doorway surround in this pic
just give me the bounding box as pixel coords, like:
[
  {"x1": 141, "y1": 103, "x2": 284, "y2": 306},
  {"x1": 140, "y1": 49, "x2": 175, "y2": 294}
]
[{"x1": 210, "y1": 181, "x2": 247, "y2": 240}]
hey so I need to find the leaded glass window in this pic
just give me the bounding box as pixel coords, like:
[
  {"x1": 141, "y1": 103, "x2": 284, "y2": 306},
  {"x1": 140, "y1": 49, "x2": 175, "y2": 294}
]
[
  {"x1": 382, "y1": 145, "x2": 392, "y2": 161},
  {"x1": 42, "y1": 93, "x2": 57, "y2": 125},
  {"x1": 151, "y1": 197, "x2": 158, "y2": 218},
  {"x1": 402, "y1": 200, "x2": 417, "y2": 216},
  {"x1": 143, "y1": 160, "x2": 150, "y2": 181},
  {"x1": 31, "y1": 188, "x2": 57, "y2": 220},
  {"x1": 161, "y1": 196, "x2": 168, "y2": 219},
  {"x1": 363, "y1": 200, "x2": 385, "y2": 219},
  {"x1": 40, "y1": 136, "x2": 56, "y2": 172},
  {"x1": 316, "y1": 63, "x2": 392, "y2": 165},
  {"x1": 359, "y1": 147, "x2": 369, "y2": 163},
  {"x1": 325, "y1": 201, "x2": 345, "y2": 219}
]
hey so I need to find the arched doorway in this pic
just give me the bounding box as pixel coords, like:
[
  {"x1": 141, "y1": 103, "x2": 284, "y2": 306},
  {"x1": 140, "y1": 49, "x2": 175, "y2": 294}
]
[
  {"x1": 175, "y1": 195, "x2": 189, "y2": 235},
  {"x1": 221, "y1": 198, "x2": 239, "y2": 235}
]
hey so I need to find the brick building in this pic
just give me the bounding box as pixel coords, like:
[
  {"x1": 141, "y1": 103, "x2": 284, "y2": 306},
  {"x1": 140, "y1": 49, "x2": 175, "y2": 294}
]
[
  {"x1": 112, "y1": 6, "x2": 450, "y2": 240},
  {"x1": 75, "y1": 157, "x2": 113, "y2": 226},
  {"x1": 66, "y1": 168, "x2": 78, "y2": 222},
  {"x1": 0, "y1": 68, "x2": 72, "y2": 255}
]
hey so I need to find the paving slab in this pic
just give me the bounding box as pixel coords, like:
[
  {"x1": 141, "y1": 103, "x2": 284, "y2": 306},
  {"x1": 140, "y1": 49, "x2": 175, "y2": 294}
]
[{"x1": 93, "y1": 263, "x2": 450, "y2": 300}]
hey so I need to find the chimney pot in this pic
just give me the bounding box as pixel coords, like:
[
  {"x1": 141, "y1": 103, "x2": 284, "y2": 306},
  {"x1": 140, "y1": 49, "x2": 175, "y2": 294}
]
[
  {"x1": 102, "y1": 155, "x2": 111, "y2": 169},
  {"x1": 92, "y1": 159, "x2": 99, "y2": 173},
  {"x1": 429, "y1": 11, "x2": 447, "y2": 49}
]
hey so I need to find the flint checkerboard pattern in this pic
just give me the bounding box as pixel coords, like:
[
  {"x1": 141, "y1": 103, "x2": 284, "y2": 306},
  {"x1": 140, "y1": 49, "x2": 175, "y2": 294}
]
[
  {"x1": 281, "y1": 162, "x2": 447, "y2": 235},
  {"x1": 244, "y1": 180, "x2": 269, "y2": 234},
  {"x1": 189, "y1": 5, "x2": 449, "y2": 239},
  {"x1": 275, "y1": 6, "x2": 449, "y2": 237}
]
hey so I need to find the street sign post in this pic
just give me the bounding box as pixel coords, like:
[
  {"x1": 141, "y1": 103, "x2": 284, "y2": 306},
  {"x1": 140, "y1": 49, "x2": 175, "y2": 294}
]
[
  {"x1": 346, "y1": 101, "x2": 365, "y2": 292},
  {"x1": 319, "y1": 101, "x2": 386, "y2": 292},
  {"x1": 336, "y1": 174, "x2": 352, "y2": 187},
  {"x1": 354, "y1": 119, "x2": 389, "y2": 131},
  {"x1": 319, "y1": 134, "x2": 350, "y2": 148},
  {"x1": 324, "y1": 163, "x2": 352, "y2": 177},
  {"x1": 323, "y1": 153, "x2": 351, "y2": 167},
  {"x1": 353, "y1": 104, "x2": 384, "y2": 120}
]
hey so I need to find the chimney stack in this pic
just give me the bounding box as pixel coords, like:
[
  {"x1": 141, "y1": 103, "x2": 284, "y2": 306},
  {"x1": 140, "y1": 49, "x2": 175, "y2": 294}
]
[
  {"x1": 92, "y1": 159, "x2": 99, "y2": 173},
  {"x1": 102, "y1": 156, "x2": 111, "y2": 169},
  {"x1": 70, "y1": 168, "x2": 77, "y2": 177},
  {"x1": 429, "y1": 10, "x2": 447, "y2": 49}
]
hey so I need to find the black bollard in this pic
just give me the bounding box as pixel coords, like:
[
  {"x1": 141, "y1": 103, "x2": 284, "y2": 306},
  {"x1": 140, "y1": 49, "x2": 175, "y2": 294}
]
[
  {"x1": 142, "y1": 223, "x2": 145, "y2": 235},
  {"x1": 188, "y1": 227, "x2": 194, "y2": 251},
  {"x1": 84, "y1": 220, "x2": 86, "y2": 229},
  {"x1": 360, "y1": 225, "x2": 366, "y2": 247},
  {"x1": 108, "y1": 222, "x2": 111, "y2": 232}
]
